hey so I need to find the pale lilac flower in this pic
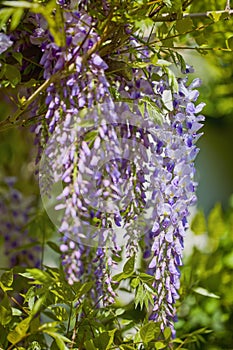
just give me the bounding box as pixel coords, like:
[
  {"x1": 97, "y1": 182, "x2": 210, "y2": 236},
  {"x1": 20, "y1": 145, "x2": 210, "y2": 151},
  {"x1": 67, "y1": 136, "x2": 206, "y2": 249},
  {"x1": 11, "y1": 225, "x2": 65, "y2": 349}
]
[{"x1": 0, "y1": 33, "x2": 13, "y2": 54}]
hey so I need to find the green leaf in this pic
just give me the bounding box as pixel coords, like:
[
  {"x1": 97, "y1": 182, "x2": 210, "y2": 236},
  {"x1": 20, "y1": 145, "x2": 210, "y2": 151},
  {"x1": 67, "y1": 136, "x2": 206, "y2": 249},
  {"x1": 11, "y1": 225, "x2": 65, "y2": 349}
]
[
  {"x1": 163, "y1": 67, "x2": 179, "y2": 93},
  {"x1": 49, "y1": 306, "x2": 68, "y2": 321},
  {"x1": 139, "y1": 272, "x2": 154, "y2": 282},
  {"x1": 119, "y1": 345, "x2": 135, "y2": 350},
  {"x1": 78, "y1": 119, "x2": 95, "y2": 127},
  {"x1": 155, "y1": 342, "x2": 166, "y2": 349},
  {"x1": 140, "y1": 322, "x2": 160, "y2": 343},
  {"x1": 38, "y1": 2, "x2": 65, "y2": 47},
  {"x1": 93, "y1": 330, "x2": 117, "y2": 350},
  {"x1": 115, "y1": 308, "x2": 125, "y2": 316},
  {"x1": 130, "y1": 61, "x2": 150, "y2": 69},
  {"x1": 193, "y1": 287, "x2": 220, "y2": 299},
  {"x1": 112, "y1": 272, "x2": 128, "y2": 282},
  {"x1": 131, "y1": 277, "x2": 140, "y2": 288},
  {"x1": 140, "y1": 96, "x2": 163, "y2": 124},
  {"x1": 10, "y1": 7, "x2": 24, "y2": 30},
  {"x1": 163, "y1": 0, "x2": 172, "y2": 8},
  {"x1": 175, "y1": 52, "x2": 186, "y2": 72},
  {"x1": 0, "y1": 304, "x2": 12, "y2": 326},
  {"x1": 156, "y1": 59, "x2": 172, "y2": 67},
  {"x1": 47, "y1": 241, "x2": 61, "y2": 254},
  {"x1": 44, "y1": 331, "x2": 71, "y2": 350},
  {"x1": 84, "y1": 130, "x2": 99, "y2": 143},
  {"x1": 151, "y1": 54, "x2": 158, "y2": 65},
  {"x1": 38, "y1": 321, "x2": 58, "y2": 333},
  {"x1": 0, "y1": 8, "x2": 14, "y2": 28},
  {"x1": 162, "y1": 90, "x2": 173, "y2": 111},
  {"x1": 208, "y1": 203, "x2": 225, "y2": 238},
  {"x1": 176, "y1": 17, "x2": 193, "y2": 34},
  {"x1": 163, "y1": 327, "x2": 171, "y2": 340},
  {"x1": 223, "y1": 251, "x2": 233, "y2": 268},
  {"x1": 135, "y1": 283, "x2": 144, "y2": 310},
  {"x1": 7, "y1": 316, "x2": 32, "y2": 345},
  {"x1": 24, "y1": 286, "x2": 36, "y2": 311},
  {"x1": 0, "y1": 281, "x2": 13, "y2": 292},
  {"x1": 12, "y1": 51, "x2": 23, "y2": 65},
  {"x1": 85, "y1": 339, "x2": 96, "y2": 350},
  {"x1": 138, "y1": 101, "x2": 145, "y2": 117},
  {"x1": 191, "y1": 210, "x2": 207, "y2": 235},
  {"x1": 208, "y1": 11, "x2": 222, "y2": 22},
  {"x1": 2, "y1": 1, "x2": 39, "y2": 8},
  {"x1": 123, "y1": 255, "x2": 135, "y2": 276},
  {"x1": 74, "y1": 281, "x2": 93, "y2": 301},
  {"x1": 27, "y1": 341, "x2": 41, "y2": 350},
  {"x1": 195, "y1": 34, "x2": 208, "y2": 46},
  {"x1": 1, "y1": 269, "x2": 13, "y2": 287},
  {"x1": 227, "y1": 36, "x2": 233, "y2": 51},
  {"x1": 5, "y1": 64, "x2": 21, "y2": 87},
  {"x1": 31, "y1": 293, "x2": 48, "y2": 318},
  {"x1": 12, "y1": 307, "x2": 22, "y2": 316},
  {"x1": 162, "y1": 37, "x2": 174, "y2": 48},
  {"x1": 24, "y1": 268, "x2": 53, "y2": 285}
]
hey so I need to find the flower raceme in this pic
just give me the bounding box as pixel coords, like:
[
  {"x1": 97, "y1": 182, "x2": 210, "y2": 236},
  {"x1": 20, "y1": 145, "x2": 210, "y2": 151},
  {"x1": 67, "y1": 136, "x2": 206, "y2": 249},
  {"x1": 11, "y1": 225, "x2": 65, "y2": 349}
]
[
  {"x1": 0, "y1": 178, "x2": 41, "y2": 268},
  {"x1": 28, "y1": 4, "x2": 205, "y2": 335}
]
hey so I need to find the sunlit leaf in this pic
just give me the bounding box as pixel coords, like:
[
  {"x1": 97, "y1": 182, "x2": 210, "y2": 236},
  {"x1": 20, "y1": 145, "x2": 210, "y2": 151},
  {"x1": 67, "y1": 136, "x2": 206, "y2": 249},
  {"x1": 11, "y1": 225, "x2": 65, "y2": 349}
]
[
  {"x1": 140, "y1": 321, "x2": 160, "y2": 343},
  {"x1": 227, "y1": 36, "x2": 233, "y2": 51},
  {"x1": 176, "y1": 17, "x2": 193, "y2": 34},
  {"x1": 123, "y1": 254, "x2": 135, "y2": 276},
  {"x1": 191, "y1": 210, "x2": 207, "y2": 235},
  {"x1": 193, "y1": 287, "x2": 220, "y2": 299}
]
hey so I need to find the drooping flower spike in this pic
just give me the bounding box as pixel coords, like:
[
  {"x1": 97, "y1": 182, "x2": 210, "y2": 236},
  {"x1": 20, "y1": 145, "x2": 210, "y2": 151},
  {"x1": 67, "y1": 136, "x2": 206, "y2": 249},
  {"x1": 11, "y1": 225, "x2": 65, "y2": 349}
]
[{"x1": 28, "y1": 2, "x2": 205, "y2": 333}]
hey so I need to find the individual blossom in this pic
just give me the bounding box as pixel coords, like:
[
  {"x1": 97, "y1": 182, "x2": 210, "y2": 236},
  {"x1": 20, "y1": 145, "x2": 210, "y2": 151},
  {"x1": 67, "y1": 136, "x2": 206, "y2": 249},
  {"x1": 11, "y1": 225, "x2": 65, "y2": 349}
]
[{"x1": 0, "y1": 33, "x2": 13, "y2": 54}]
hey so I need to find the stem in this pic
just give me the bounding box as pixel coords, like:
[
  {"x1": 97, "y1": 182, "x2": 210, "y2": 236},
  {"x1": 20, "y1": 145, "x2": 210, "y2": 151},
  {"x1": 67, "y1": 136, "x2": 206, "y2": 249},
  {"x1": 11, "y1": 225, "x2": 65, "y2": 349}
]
[
  {"x1": 225, "y1": 0, "x2": 231, "y2": 10},
  {"x1": 66, "y1": 302, "x2": 73, "y2": 336},
  {"x1": 10, "y1": 296, "x2": 30, "y2": 315},
  {"x1": 152, "y1": 9, "x2": 233, "y2": 22},
  {"x1": 6, "y1": 333, "x2": 30, "y2": 350},
  {"x1": 0, "y1": 8, "x2": 114, "y2": 133},
  {"x1": 40, "y1": 225, "x2": 45, "y2": 270},
  {"x1": 161, "y1": 46, "x2": 231, "y2": 51}
]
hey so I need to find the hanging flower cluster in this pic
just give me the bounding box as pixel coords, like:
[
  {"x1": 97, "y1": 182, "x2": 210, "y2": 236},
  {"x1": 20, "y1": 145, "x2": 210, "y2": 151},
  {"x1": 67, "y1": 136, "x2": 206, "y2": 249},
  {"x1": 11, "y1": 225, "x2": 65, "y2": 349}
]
[
  {"x1": 27, "y1": 2, "x2": 205, "y2": 334},
  {"x1": 147, "y1": 75, "x2": 204, "y2": 334},
  {"x1": 0, "y1": 178, "x2": 41, "y2": 268},
  {"x1": 110, "y1": 53, "x2": 205, "y2": 334}
]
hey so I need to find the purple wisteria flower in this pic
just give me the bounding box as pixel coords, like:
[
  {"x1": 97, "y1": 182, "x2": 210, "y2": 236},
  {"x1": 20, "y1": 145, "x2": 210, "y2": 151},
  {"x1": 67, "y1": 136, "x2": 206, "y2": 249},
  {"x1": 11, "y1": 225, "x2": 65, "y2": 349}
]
[
  {"x1": 30, "y1": 2, "x2": 205, "y2": 333},
  {"x1": 0, "y1": 33, "x2": 13, "y2": 54},
  {"x1": 146, "y1": 75, "x2": 205, "y2": 335},
  {"x1": 110, "y1": 48, "x2": 204, "y2": 333},
  {"x1": 0, "y1": 177, "x2": 41, "y2": 268},
  {"x1": 34, "y1": 9, "x2": 123, "y2": 304}
]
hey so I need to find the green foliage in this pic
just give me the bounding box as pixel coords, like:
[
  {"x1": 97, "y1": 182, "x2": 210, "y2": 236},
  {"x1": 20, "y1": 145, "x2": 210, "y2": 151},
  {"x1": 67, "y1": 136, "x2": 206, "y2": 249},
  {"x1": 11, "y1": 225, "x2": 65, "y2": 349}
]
[
  {"x1": 0, "y1": 0, "x2": 65, "y2": 46},
  {"x1": 177, "y1": 202, "x2": 233, "y2": 349},
  {"x1": 1, "y1": 201, "x2": 232, "y2": 349}
]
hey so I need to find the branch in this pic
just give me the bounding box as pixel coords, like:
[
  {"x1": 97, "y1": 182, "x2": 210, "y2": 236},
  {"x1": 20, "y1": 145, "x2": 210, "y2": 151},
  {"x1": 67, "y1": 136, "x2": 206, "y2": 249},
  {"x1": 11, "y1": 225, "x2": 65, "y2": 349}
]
[
  {"x1": 0, "y1": 9, "x2": 115, "y2": 133},
  {"x1": 152, "y1": 9, "x2": 233, "y2": 22},
  {"x1": 0, "y1": 76, "x2": 56, "y2": 132}
]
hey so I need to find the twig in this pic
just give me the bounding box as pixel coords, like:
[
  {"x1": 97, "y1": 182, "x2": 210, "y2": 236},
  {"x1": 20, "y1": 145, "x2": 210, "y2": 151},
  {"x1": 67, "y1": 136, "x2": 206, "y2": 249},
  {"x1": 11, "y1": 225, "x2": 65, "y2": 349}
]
[
  {"x1": 10, "y1": 296, "x2": 30, "y2": 315},
  {"x1": 152, "y1": 9, "x2": 233, "y2": 22},
  {"x1": 0, "y1": 8, "x2": 114, "y2": 133},
  {"x1": 225, "y1": 0, "x2": 231, "y2": 10}
]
